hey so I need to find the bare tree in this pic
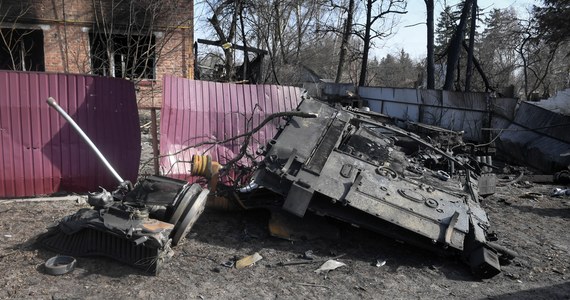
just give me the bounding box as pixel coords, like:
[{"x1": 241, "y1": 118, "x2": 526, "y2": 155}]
[
  {"x1": 199, "y1": 0, "x2": 334, "y2": 84},
  {"x1": 424, "y1": 0, "x2": 434, "y2": 89},
  {"x1": 369, "y1": 49, "x2": 420, "y2": 87},
  {"x1": 442, "y1": 0, "x2": 473, "y2": 90},
  {"x1": 0, "y1": 3, "x2": 42, "y2": 71},
  {"x1": 252, "y1": 0, "x2": 332, "y2": 84},
  {"x1": 88, "y1": 0, "x2": 192, "y2": 83},
  {"x1": 515, "y1": 19, "x2": 561, "y2": 100},
  {"x1": 356, "y1": 0, "x2": 407, "y2": 87},
  {"x1": 334, "y1": 0, "x2": 355, "y2": 83},
  {"x1": 464, "y1": 0, "x2": 477, "y2": 91},
  {"x1": 204, "y1": 0, "x2": 242, "y2": 82}
]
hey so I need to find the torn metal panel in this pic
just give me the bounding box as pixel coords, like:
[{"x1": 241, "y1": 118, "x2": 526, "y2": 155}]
[
  {"x1": 492, "y1": 102, "x2": 570, "y2": 173},
  {"x1": 251, "y1": 98, "x2": 507, "y2": 278}
]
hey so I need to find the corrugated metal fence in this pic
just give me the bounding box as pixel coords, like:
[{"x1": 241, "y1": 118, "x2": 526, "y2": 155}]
[
  {"x1": 358, "y1": 87, "x2": 490, "y2": 142},
  {"x1": 491, "y1": 100, "x2": 570, "y2": 172},
  {"x1": 160, "y1": 76, "x2": 302, "y2": 180},
  {"x1": 0, "y1": 71, "x2": 140, "y2": 198}
]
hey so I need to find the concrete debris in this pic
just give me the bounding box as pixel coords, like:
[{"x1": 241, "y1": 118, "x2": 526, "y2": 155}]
[{"x1": 301, "y1": 250, "x2": 315, "y2": 260}]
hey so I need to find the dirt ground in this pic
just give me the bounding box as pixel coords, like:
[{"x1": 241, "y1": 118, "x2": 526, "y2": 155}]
[
  {"x1": 0, "y1": 176, "x2": 569, "y2": 299},
  {"x1": 2, "y1": 119, "x2": 569, "y2": 299}
]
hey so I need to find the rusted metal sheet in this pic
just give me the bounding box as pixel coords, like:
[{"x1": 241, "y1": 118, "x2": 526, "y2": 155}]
[
  {"x1": 159, "y1": 76, "x2": 302, "y2": 179},
  {"x1": 0, "y1": 71, "x2": 140, "y2": 198}
]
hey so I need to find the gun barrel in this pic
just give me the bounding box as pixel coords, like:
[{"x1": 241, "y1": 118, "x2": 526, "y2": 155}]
[{"x1": 46, "y1": 97, "x2": 125, "y2": 184}]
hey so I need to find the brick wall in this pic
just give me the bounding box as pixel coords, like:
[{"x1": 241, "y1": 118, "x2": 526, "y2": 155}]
[{"x1": 0, "y1": 0, "x2": 194, "y2": 108}]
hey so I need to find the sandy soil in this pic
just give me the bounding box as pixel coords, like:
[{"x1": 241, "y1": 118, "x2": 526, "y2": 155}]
[{"x1": 0, "y1": 179, "x2": 569, "y2": 299}]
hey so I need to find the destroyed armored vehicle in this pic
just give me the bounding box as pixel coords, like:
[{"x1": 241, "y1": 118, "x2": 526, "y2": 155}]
[
  {"x1": 246, "y1": 97, "x2": 513, "y2": 278},
  {"x1": 39, "y1": 98, "x2": 209, "y2": 274}
]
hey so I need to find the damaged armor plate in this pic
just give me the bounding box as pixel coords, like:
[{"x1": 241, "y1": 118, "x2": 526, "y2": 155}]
[{"x1": 252, "y1": 98, "x2": 510, "y2": 278}]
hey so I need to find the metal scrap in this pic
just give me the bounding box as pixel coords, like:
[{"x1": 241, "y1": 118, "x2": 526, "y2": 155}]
[
  {"x1": 44, "y1": 255, "x2": 77, "y2": 275},
  {"x1": 247, "y1": 97, "x2": 513, "y2": 278},
  {"x1": 236, "y1": 252, "x2": 263, "y2": 269},
  {"x1": 551, "y1": 188, "x2": 570, "y2": 197},
  {"x1": 39, "y1": 98, "x2": 209, "y2": 275},
  {"x1": 315, "y1": 260, "x2": 346, "y2": 273}
]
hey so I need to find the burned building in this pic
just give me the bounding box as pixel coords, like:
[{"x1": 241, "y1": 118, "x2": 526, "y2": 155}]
[{"x1": 0, "y1": 0, "x2": 193, "y2": 107}]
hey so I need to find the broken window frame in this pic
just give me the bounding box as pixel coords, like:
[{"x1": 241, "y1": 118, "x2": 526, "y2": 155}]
[
  {"x1": 0, "y1": 26, "x2": 45, "y2": 72},
  {"x1": 89, "y1": 30, "x2": 156, "y2": 80}
]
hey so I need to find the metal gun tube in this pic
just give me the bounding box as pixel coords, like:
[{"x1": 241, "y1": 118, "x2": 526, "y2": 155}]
[{"x1": 46, "y1": 97, "x2": 125, "y2": 184}]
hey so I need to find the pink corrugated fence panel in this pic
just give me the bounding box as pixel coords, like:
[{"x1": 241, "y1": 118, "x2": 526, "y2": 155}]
[
  {"x1": 160, "y1": 76, "x2": 301, "y2": 181},
  {"x1": 0, "y1": 71, "x2": 140, "y2": 198}
]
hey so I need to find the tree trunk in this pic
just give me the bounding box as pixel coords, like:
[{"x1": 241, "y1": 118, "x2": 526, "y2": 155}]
[
  {"x1": 358, "y1": 0, "x2": 373, "y2": 87},
  {"x1": 335, "y1": 0, "x2": 355, "y2": 83},
  {"x1": 464, "y1": 0, "x2": 477, "y2": 91},
  {"x1": 462, "y1": 41, "x2": 493, "y2": 92},
  {"x1": 274, "y1": 1, "x2": 288, "y2": 64},
  {"x1": 240, "y1": 5, "x2": 248, "y2": 81},
  {"x1": 208, "y1": 0, "x2": 241, "y2": 81},
  {"x1": 442, "y1": 0, "x2": 473, "y2": 90},
  {"x1": 425, "y1": 0, "x2": 435, "y2": 89}
]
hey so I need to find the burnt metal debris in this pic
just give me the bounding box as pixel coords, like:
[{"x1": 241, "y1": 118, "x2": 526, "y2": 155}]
[
  {"x1": 246, "y1": 97, "x2": 513, "y2": 278},
  {"x1": 39, "y1": 95, "x2": 513, "y2": 278},
  {"x1": 39, "y1": 98, "x2": 208, "y2": 274}
]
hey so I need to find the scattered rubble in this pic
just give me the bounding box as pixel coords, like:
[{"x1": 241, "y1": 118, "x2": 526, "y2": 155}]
[{"x1": 0, "y1": 175, "x2": 568, "y2": 298}]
